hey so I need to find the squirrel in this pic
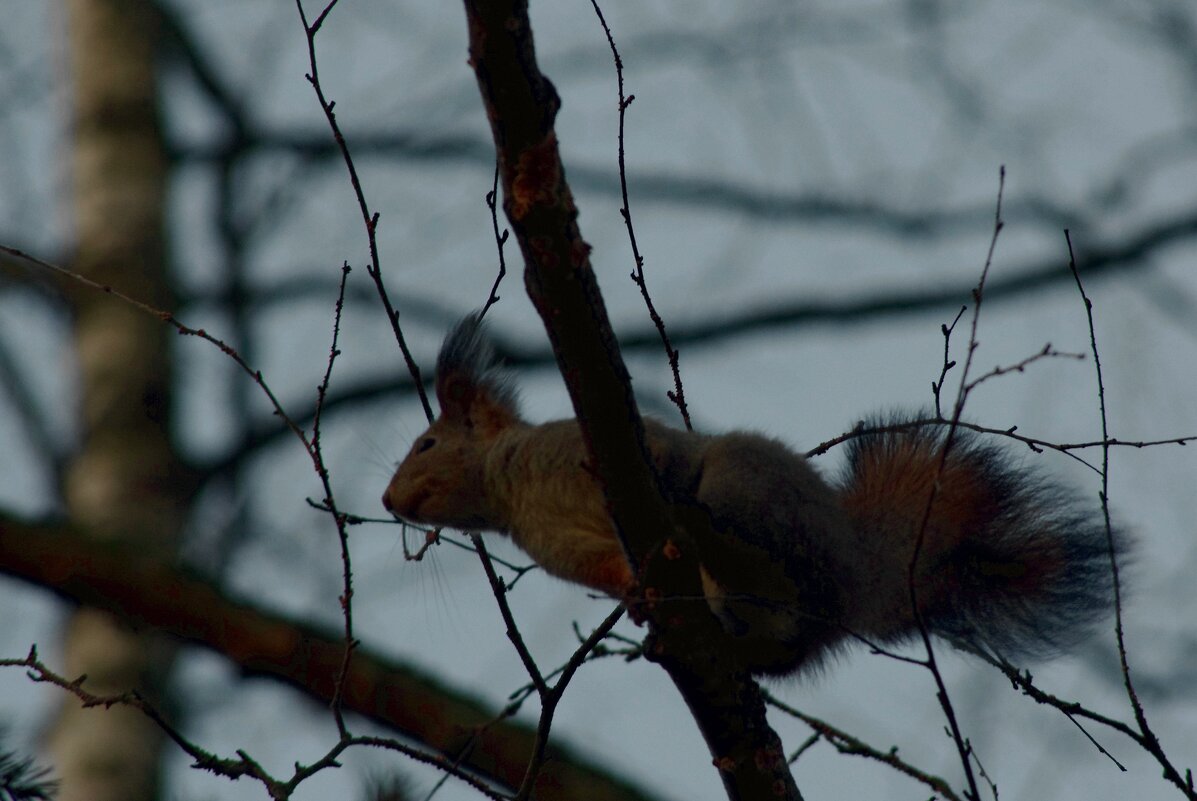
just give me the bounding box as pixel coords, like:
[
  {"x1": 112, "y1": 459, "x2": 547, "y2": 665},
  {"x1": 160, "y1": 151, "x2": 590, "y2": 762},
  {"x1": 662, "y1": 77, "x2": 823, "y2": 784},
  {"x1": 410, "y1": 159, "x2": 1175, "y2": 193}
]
[{"x1": 382, "y1": 313, "x2": 1125, "y2": 676}]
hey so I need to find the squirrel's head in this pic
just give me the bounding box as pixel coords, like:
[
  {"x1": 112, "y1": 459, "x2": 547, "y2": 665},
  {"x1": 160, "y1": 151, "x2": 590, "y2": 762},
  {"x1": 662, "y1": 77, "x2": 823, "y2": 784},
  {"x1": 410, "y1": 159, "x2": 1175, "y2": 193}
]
[{"x1": 382, "y1": 313, "x2": 521, "y2": 530}]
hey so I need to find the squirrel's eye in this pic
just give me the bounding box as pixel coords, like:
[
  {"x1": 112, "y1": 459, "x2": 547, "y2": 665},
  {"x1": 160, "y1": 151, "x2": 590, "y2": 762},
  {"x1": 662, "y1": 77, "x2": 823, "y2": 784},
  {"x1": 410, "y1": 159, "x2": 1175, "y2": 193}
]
[{"x1": 417, "y1": 436, "x2": 437, "y2": 454}]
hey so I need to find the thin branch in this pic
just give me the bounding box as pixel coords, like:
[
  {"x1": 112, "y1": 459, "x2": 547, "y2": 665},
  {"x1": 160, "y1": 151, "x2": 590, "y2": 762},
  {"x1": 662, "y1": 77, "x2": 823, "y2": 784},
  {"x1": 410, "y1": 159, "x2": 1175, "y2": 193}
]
[
  {"x1": 427, "y1": 608, "x2": 630, "y2": 801},
  {"x1": 1066, "y1": 231, "x2": 1195, "y2": 800},
  {"x1": 785, "y1": 733, "x2": 821, "y2": 766},
  {"x1": 293, "y1": 0, "x2": 433, "y2": 421},
  {"x1": 906, "y1": 165, "x2": 1008, "y2": 801},
  {"x1": 0, "y1": 517, "x2": 665, "y2": 801},
  {"x1": 962, "y1": 342, "x2": 1085, "y2": 395},
  {"x1": 4, "y1": 645, "x2": 511, "y2": 801},
  {"x1": 480, "y1": 161, "x2": 510, "y2": 318},
  {"x1": 951, "y1": 164, "x2": 1006, "y2": 419},
  {"x1": 294, "y1": 11, "x2": 531, "y2": 737},
  {"x1": 468, "y1": 523, "x2": 627, "y2": 800},
  {"x1": 805, "y1": 414, "x2": 1196, "y2": 471},
  {"x1": 932, "y1": 305, "x2": 967, "y2": 418},
  {"x1": 6, "y1": 646, "x2": 277, "y2": 792},
  {"x1": 311, "y1": 261, "x2": 357, "y2": 736},
  {"x1": 387, "y1": 521, "x2": 539, "y2": 581},
  {"x1": 470, "y1": 534, "x2": 546, "y2": 697},
  {"x1": 514, "y1": 605, "x2": 625, "y2": 801},
  {"x1": 2, "y1": 241, "x2": 366, "y2": 759},
  {"x1": 588, "y1": 0, "x2": 691, "y2": 430},
  {"x1": 765, "y1": 692, "x2": 963, "y2": 801},
  {"x1": 0, "y1": 245, "x2": 316, "y2": 458},
  {"x1": 979, "y1": 652, "x2": 1129, "y2": 771}
]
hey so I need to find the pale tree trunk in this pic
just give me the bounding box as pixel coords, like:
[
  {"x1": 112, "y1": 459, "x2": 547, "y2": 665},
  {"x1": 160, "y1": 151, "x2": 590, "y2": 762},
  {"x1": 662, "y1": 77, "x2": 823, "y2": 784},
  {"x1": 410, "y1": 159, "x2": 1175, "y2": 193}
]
[{"x1": 48, "y1": 2, "x2": 184, "y2": 800}]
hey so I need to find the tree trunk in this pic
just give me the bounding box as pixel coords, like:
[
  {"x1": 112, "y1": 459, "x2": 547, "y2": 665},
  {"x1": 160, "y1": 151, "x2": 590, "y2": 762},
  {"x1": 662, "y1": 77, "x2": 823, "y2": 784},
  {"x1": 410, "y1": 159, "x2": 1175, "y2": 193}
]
[{"x1": 47, "y1": 2, "x2": 182, "y2": 800}]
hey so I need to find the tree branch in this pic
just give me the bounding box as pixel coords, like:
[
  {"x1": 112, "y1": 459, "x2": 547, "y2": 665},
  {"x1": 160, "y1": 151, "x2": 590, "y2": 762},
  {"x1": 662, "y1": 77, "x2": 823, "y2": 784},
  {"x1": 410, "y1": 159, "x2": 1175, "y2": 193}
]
[
  {"x1": 461, "y1": 2, "x2": 799, "y2": 798},
  {"x1": 0, "y1": 514, "x2": 664, "y2": 801}
]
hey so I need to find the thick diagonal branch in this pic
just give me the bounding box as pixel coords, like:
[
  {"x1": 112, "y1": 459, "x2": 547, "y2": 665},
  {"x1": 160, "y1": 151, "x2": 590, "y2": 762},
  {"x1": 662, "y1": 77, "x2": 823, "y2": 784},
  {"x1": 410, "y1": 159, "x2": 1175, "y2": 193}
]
[{"x1": 460, "y1": 2, "x2": 800, "y2": 798}]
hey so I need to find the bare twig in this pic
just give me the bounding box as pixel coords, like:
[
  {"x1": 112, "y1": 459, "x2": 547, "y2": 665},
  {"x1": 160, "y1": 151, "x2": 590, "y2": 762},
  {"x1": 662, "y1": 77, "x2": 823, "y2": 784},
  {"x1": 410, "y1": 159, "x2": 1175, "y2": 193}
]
[
  {"x1": 401, "y1": 525, "x2": 538, "y2": 578},
  {"x1": 805, "y1": 414, "x2": 1196, "y2": 472},
  {"x1": 588, "y1": 0, "x2": 691, "y2": 430},
  {"x1": 977, "y1": 652, "x2": 1129, "y2": 771},
  {"x1": 467, "y1": 527, "x2": 628, "y2": 799},
  {"x1": 0, "y1": 245, "x2": 315, "y2": 457},
  {"x1": 1066, "y1": 231, "x2": 1195, "y2": 800},
  {"x1": 481, "y1": 161, "x2": 510, "y2": 318},
  {"x1": 962, "y1": 342, "x2": 1085, "y2": 394},
  {"x1": 4, "y1": 646, "x2": 295, "y2": 798},
  {"x1": 311, "y1": 261, "x2": 357, "y2": 736},
  {"x1": 906, "y1": 166, "x2": 1009, "y2": 801},
  {"x1": 785, "y1": 733, "x2": 821, "y2": 766},
  {"x1": 294, "y1": 0, "x2": 433, "y2": 421},
  {"x1": 0, "y1": 232, "x2": 372, "y2": 799},
  {"x1": 514, "y1": 604, "x2": 626, "y2": 801},
  {"x1": 295, "y1": 4, "x2": 561, "y2": 788},
  {"x1": 951, "y1": 165, "x2": 1006, "y2": 419},
  {"x1": 470, "y1": 534, "x2": 547, "y2": 697},
  {"x1": 932, "y1": 305, "x2": 967, "y2": 418},
  {"x1": 765, "y1": 692, "x2": 964, "y2": 801}
]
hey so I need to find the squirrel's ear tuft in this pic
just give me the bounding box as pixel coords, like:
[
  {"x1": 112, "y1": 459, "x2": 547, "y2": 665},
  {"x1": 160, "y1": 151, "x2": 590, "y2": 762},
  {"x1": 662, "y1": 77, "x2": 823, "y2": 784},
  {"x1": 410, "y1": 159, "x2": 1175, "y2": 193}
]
[
  {"x1": 436, "y1": 312, "x2": 491, "y2": 380},
  {"x1": 434, "y1": 311, "x2": 520, "y2": 433}
]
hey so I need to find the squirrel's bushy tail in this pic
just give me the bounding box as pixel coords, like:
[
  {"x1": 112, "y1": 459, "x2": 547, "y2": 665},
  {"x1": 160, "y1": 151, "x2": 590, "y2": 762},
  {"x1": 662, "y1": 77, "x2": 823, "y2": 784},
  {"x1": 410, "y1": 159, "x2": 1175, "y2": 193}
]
[{"x1": 838, "y1": 419, "x2": 1126, "y2": 660}]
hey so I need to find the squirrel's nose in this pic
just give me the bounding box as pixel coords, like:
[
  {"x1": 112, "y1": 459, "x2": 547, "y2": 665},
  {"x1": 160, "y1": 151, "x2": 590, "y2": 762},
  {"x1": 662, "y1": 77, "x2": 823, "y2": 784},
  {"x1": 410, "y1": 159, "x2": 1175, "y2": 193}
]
[{"x1": 381, "y1": 490, "x2": 393, "y2": 513}]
